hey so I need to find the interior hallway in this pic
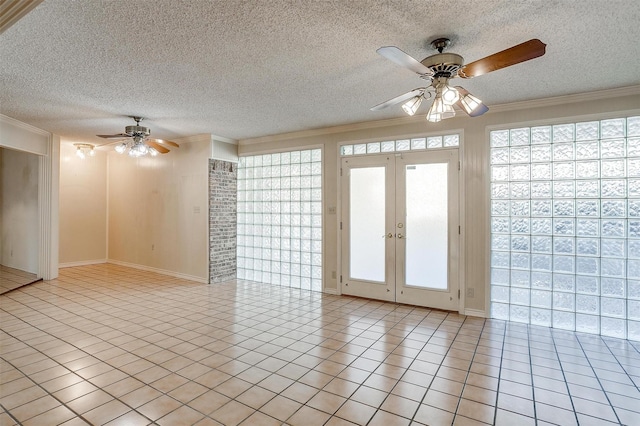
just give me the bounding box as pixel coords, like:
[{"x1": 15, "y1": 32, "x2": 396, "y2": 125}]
[{"x1": 1, "y1": 264, "x2": 639, "y2": 425}]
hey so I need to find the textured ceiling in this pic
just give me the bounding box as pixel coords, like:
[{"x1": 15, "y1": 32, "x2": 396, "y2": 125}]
[{"x1": 1, "y1": 0, "x2": 639, "y2": 143}]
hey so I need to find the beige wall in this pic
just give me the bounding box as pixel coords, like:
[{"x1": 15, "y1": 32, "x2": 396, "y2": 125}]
[
  {"x1": 59, "y1": 142, "x2": 108, "y2": 264},
  {"x1": 239, "y1": 90, "x2": 640, "y2": 315},
  {"x1": 107, "y1": 138, "x2": 210, "y2": 282}
]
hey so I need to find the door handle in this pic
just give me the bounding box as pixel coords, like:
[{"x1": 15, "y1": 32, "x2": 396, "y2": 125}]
[
  {"x1": 384, "y1": 233, "x2": 393, "y2": 238},
  {"x1": 397, "y1": 233, "x2": 404, "y2": 239}
]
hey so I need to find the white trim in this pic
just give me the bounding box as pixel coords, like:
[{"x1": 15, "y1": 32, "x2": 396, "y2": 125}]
[
  {"x1": 106, "y1": 153, "x2": 110, "y2": 260},
  {"x1": 484, "y1": 126, "x2": 493, "y2": 320},
  {"x1": 107, "y1": 259, "x2": 208, "y2": 283},
  {"x1": 239, "y1": 86, "x2": 640, "y2": 145},
  {"x1": 59, "y1": 259, "x2": 107, "y2": 268},
  {"x1": 0, "y1": 114, "x2": 50, "y2": 154},
  {"x1": 175, "y1": 133, "x2": 238, "y2": 145},
  {"x1": 488, "y1": 85, "x2": 640, "y2": 115},
  {"x1": 174, "y1": 134, "x2": 210, "y2": 145},
  {"x1": 212, "y1": 135, "x2": 238, "y2": 145},
  {"x1": 464, "y1": 308, "x2": 487, "y2": 318},
  {"x1": 1, "y1": 115, "x2": 58, "y2": 280},
  {"x1": 458, "y1": 129, "x2": 466, "y2": 315},
  {"x1": 336, "y1": 141, "x2": 342, "y2": 297},
  {"x1": 39, "y1": 134, "x2": 59, "y2": 281},
  {"x1": 323, "y1": 288, "x2": 338, "y2": 295}
]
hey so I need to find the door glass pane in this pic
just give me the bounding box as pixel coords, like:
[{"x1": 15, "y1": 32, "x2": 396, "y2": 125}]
[
  {"x1": 405, "y1": 163, "x2": 448, "y2": 289},
  {"x1": 350, "y1": 167, "x2": 385, "y2": 282}
]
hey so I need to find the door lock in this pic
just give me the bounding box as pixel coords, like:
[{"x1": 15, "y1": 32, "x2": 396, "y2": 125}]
[{"x1": 397, "y1": 233, "x2": 404, "y2": 239}]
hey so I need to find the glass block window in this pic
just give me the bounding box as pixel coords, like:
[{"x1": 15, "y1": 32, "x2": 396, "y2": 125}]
[
  {"x1": 490, "y1": 116, "x2": 640, "y2": 340},
  {"x1": 341, "y1": 134, "x2": 459, "y2": 156},
  {"x1": 237, "y1": 149, "x2": 322, "y2": 291}
]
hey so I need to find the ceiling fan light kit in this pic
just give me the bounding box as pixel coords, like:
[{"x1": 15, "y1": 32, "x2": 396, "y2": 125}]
[
  {"x1": 73, "y1": 143, "x2": 95, "y2": 159},
  {"x1": 372, "y1": 38, "x2": 546, "y2": 124},
  {"x1": 97, "y1": 116, "x2": 179, "y2": 157}
]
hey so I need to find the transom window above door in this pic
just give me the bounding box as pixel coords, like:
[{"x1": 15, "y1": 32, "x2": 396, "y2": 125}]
[{"x1": 340, "y1": 134, "x2": 460, "y2": 156}]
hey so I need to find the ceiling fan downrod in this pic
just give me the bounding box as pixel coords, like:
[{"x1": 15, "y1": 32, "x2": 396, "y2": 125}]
[{"x1": 430, "y1": 37, "x2": 451, "y2": 54}]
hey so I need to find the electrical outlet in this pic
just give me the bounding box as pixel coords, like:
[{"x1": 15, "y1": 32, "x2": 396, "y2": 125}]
[{"x1": 466, "y1": 288, "x2": 474, "y2": 298}]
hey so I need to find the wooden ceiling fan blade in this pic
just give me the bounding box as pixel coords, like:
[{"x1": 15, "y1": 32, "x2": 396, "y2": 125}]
[
  {"x1": 457, "y1": 39, "x2": 546, "y2": 79},
  {"x1": 150, "y1": 138, "x2": 179, "y2": 148},
  {"x1": 377, "y1": 46, "x2": 433, "y2": 77},
  {"x1": 147, "y1": 141, "x2": 170, "y2": 154},
  {"x1": 97, "y1": 133, "x2": 130, "y2": 139},
  {"x1": 371, "y1": 88, "x2": 425, "y2": 111}
]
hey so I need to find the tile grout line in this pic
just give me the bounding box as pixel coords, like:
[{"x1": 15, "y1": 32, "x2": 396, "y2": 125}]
[{"x1": 574, "y1": 334, "x2": 623, "y2": 424}]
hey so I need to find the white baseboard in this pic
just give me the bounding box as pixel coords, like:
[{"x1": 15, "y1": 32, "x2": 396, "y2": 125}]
[
  {"x1": 323, "y1": 288, "x2": 339, "y2": 295},
  {"x1": 59, "y1": 259, "x2": 107, "y2": 268},
  {"x1": 464, "y1": 308, "x2": 487, "y2": 318},
  {"x1": 107, "y1": 259, "x2": 208, "y2": 284}
]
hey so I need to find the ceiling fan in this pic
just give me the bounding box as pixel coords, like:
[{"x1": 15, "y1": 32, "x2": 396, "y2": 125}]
[
  {"x1": 97, "y1": 116, "x2": 179, "y2": 157},
  {"x1": 371, "y1": 38, "x2": 546, "y2": 122}
]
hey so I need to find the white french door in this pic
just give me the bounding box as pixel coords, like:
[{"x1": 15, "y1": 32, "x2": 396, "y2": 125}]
[{"x1": 340, "y1": 150, "x2": 460, "y2": 310}]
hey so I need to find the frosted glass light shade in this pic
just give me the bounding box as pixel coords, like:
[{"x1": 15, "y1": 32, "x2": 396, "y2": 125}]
[
  {"x1": 401, "y1": 96, "x2": 423, "y2": 116},
  {"x1": 441, "y1": 85, "x2": 460, "y2": 105},
  {"x1": 426, "y1": 96, "x2": 455, "y2": 122},
  {"x1": 129, "y1": 142, "x2": 148, "y2": 157},
  {"x1": 460, "y1": 92, "x2": 483, "y2": 114},
  {"x1": 115, "y1": 143, "x2": 127, "y2": 154},
  {"x1": 426, "y1": 108, "x2": 442, "y2": 123}
]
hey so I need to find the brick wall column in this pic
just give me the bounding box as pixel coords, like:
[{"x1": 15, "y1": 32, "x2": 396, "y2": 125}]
[{"x1": 209, "y1": 159, "x2": 237, "y2": 283}]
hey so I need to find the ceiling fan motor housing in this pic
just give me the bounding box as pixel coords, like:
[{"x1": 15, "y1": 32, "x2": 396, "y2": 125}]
[
  {"x1": 125, "y1": 125, "x2": 151, "y2": 137},
  {"x1": 421, "y1": 53, "x2": 464, "y2": 78}
]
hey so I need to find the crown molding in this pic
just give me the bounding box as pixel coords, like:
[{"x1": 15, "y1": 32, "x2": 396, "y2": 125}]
[
  {"x1": 0, "y1": 113, "x2": 50, "y2": 136},
  {"x1": 239, "y1": 116, "x2": 415, "y2": 145},
  {"x1": 174, "y1": 133, "x2": 238, "y2": 145},
  {"x1": 488, "y1": 85, "x2": 640, "y2": 114},
  {"x1": 173, "y1": 133, "x2": 211, "y2": 145},
  {"x1": 239, "y1": 85, "x2": 640, "y2": 145}
]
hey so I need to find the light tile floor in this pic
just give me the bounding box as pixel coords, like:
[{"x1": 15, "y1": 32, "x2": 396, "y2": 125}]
[
  {"x1": 1, "y1": 264, "x2": 640, "y2": 425},
  {"x1": 0, "y1": 265, "x2": 39, "y2": 295}
]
